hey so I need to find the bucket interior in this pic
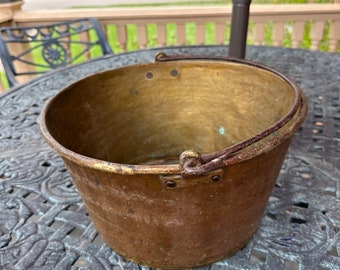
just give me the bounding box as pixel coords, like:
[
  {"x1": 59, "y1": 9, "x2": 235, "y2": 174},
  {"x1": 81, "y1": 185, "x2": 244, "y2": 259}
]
[{"x1": 44, "y1": 60, "x2": 296, "y2": 165}]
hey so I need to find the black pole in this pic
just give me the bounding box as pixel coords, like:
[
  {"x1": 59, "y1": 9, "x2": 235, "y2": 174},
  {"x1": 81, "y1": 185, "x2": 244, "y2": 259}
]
[{"x1": 228, "y1": 0, "x2": 252, "y2": 59}]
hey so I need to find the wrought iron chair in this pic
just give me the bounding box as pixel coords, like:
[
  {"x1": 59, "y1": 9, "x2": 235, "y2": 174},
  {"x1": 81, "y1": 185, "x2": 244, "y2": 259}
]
[{"x1": 0, "y1": 18, "x2": 113, "y2": 87}]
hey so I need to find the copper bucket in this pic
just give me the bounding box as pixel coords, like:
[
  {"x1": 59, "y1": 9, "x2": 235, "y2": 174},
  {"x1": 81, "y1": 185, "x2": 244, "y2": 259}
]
[{"x1": 40, "y1": 54, "x2": 307, "y2": 269}]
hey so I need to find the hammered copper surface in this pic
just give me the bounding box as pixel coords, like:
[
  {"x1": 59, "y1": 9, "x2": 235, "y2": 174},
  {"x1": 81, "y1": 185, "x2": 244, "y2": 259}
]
[{"x1": 40, "y1": 59, "x2": 307, "y2": 269}]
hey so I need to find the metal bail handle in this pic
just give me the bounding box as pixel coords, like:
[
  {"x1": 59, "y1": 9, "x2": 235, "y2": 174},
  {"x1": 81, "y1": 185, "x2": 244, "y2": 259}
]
[{"x1": 156, "y1": 52, "x2": 303, "y2": 178}]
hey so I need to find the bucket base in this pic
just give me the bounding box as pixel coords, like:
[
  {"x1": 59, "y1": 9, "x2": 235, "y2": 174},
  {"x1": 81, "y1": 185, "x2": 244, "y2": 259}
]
[{"x1": 104, "y1": 230, "x2": 255, "y2": 269}]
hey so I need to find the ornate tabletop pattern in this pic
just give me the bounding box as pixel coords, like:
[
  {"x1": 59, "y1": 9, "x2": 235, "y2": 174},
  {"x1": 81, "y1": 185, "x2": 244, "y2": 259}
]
[{"x1": 0, "y1": 46, "x2": 339, "y2": 270}]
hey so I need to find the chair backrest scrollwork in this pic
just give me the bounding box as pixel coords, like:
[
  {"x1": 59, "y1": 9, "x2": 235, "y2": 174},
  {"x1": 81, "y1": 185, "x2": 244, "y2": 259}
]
[{"x1": 0, "y1": 18, "x2": 113, "y2": 87}]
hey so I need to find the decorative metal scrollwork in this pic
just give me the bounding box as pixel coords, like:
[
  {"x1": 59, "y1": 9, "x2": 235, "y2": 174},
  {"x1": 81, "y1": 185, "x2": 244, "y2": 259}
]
[{"x1": 42, "y1": 41, "x2": 67, "y2": 67}]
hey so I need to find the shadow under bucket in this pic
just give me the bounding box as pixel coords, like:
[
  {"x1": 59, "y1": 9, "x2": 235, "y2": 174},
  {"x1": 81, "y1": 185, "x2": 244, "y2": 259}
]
[{"x1": 40, "y1": 53, "x2": 307, "y2": 269}]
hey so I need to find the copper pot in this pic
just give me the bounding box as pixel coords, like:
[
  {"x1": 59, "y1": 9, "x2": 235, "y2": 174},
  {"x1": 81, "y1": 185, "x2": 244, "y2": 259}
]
[{"x1": 40, "y1": 54, "x2": 307, "y2": 269}]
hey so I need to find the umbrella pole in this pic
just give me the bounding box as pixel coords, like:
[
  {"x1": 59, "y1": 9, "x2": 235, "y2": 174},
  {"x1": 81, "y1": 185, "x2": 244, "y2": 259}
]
[{"x1": 228, "y1": 0, "x2": 252, "y2": 59}]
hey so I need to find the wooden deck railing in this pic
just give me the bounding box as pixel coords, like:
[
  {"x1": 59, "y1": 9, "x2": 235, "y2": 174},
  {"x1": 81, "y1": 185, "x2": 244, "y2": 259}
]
[
  {"x1": 0, "y1": 1, "x2": 340, "y2": 91},
  {"x1": 10, "y1": 3, "x2": 340, "y2": 52}
]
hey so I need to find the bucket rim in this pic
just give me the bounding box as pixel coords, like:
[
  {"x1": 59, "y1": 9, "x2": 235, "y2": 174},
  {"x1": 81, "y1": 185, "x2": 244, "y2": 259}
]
[{"x1": 40, "y1": 56, "x2": 308, "y2": 177}]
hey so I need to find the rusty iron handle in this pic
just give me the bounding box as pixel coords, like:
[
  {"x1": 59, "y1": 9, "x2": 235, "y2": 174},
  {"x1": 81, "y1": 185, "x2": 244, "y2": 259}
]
[{"x1": 155, "y1": 52, "x2": 303, "y2": 178}]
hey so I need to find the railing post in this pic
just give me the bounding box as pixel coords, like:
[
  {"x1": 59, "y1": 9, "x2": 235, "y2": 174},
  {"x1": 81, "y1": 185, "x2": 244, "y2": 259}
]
[
  {"x1": 228, "y1": 0, "x2": 252, "y2": 59},
  {"x1": 0, "y1": 0, "x2": 23, "y2": 26}
]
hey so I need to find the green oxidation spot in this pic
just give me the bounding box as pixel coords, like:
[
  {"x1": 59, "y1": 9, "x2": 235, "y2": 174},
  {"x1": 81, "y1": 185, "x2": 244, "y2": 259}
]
[{"x1": 219, "y1": 127, "x2": 225, "y2": 135}]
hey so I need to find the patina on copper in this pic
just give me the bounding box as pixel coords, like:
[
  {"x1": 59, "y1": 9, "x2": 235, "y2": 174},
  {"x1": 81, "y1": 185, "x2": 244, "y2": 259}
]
[{"x1": 40, "y1": 54, "x2": 307, "y2": 269}]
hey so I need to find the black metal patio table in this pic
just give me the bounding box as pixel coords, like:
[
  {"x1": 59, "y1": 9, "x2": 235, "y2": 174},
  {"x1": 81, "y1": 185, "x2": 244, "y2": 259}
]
[{"x1": 0, "y1": 45, "x2": 339, "y2": 270}]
